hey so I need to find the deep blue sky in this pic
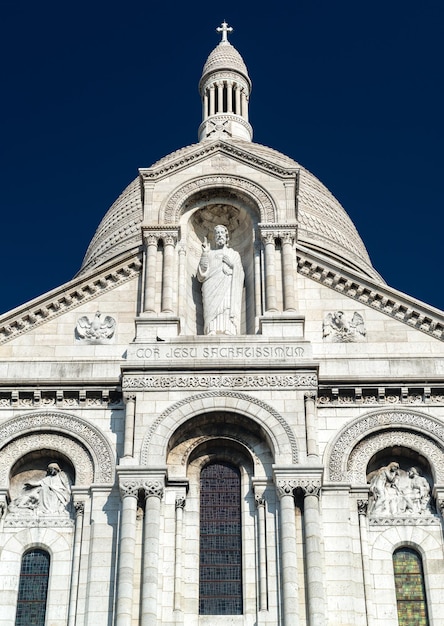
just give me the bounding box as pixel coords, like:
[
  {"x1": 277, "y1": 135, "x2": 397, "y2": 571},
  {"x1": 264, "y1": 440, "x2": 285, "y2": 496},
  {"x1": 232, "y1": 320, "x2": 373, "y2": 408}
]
[{"x1": 1, "y1": 1, "x2": 443, "y2": 314}]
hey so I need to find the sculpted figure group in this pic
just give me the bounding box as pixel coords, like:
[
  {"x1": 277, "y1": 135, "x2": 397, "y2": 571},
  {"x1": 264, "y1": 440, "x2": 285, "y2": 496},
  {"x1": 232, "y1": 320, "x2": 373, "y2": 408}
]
[
  {"x1": 368, "y1": 462, "x2": 431, "y2": 516},
  {"x1": 8, "y1": 463, "x2": 71, "y2": 516}
]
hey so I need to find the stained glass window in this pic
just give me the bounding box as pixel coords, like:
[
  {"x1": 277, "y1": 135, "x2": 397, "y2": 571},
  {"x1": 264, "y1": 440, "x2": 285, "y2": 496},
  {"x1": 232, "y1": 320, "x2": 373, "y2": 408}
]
[
  {"x1": 393, "y1": 548, "x2": 429, "y2": 626},
  {"x1": 199, "y1": 461, "x2": 242, "y2": 615},
  {"x1": 15, "y1": 549, "x2": 50, "y2": 626}
]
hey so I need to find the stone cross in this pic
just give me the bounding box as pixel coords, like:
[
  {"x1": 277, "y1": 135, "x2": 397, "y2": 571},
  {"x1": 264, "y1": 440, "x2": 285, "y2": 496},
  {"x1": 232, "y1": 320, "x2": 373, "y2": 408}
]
[{"x1": 217, "y1": 21, "x2": 233, "y2": 42}]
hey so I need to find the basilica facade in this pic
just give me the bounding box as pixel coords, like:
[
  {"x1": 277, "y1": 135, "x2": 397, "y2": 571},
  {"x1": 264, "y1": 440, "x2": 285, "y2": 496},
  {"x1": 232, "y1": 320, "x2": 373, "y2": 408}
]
[{"x1": 1, "y1": 23, "x2": 444, "y2": 626}]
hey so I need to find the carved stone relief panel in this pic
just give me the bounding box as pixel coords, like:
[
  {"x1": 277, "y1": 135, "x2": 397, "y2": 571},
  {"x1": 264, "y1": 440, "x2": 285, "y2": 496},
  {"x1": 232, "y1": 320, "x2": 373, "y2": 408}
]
[
  {"x1": 323, "y1": 311, "x2": 366, "y2": 342},
  {"x1": 75, "y1": 311, "x2": 116, "y2": 343}
]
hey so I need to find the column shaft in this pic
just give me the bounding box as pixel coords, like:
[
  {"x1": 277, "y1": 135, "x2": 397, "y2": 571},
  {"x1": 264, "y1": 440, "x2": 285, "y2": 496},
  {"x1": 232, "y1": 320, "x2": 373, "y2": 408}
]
[
  {"x1": 235, "y1": 86, "x2": 241, "y2": 116},
  {"x1": 161, "y1": 236, "x2": 176, "y2": 313},
  {"x1": 263, "y1": 234, "x2": 278, "y2": 312},
  {"x1": 304, "y1": 492, "x2": 325, "y2": 626},
  {"x1": 256, "y1": 496, "x2": 268, "y2": 611},
  {"x1": 279, "y1": 490, "x2": 299, "y2": 624},
  {"x1": 68, "y1": 502, "x2": 85, "y2": 626},
  {"x1": 123, "y1": 396, "x2": 136, "y2": 458},
  {"x1": 304, "y1": 393, "x2": 319, "y2": 460},
  {"x1": 282, "y1": 234, "x2": 297, "y2": 311},
  {"x1": 358, "y1": 501, "x2": 374, "y2": 626},
  {"x1": 116, "y1": 490, "x2": 138, "y2": 626},
  {"x1": 174, "y1": 498, "x2": 185, "y2": 611},
  {"x1": 144, "y1": 236, "x2": 158, "y2": 313},
  {"x1": 217, "y1": 82, "x2": 223, "y2": 113},
  {"x1": 141, "y1": 488, "x2": 163, "y2": 626},
  {"x1": 227, "y1": 82, "x2": 233, "y2": 112},
  {"x1": 209, "y1": 85, "x2": 215, "y2": 116}
]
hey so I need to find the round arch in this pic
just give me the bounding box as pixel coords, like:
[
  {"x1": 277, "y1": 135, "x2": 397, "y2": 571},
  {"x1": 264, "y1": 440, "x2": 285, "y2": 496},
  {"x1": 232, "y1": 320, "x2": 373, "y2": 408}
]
[
  {"x1": 140, "y1": 390, "x2": 298, "y2": 466},
  {"x1": 326, "y1": 409, "x2": 444, "y2": 483},
  {"x1": 160, "y1": 174, "x2": 278, "y2": 225},
  {"x1": 0, "y1": 411, "x2": 115, "y2": 485}
]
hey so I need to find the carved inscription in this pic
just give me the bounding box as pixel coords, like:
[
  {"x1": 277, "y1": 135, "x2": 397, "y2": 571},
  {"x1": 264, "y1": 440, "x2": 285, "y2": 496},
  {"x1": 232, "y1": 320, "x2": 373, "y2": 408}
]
[{"x1": 133, "y1": 344, "x2": 306, "y2": 361}]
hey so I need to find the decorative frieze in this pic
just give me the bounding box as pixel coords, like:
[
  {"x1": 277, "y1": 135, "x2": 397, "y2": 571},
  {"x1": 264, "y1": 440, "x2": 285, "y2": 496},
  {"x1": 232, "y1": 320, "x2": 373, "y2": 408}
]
[
  {"x1": 123, "y1": 372, "x2": 317, "y2": 391},
  {"x1": 318, "y1": 386, "x2": 444, "y2": 406},
  {"x1": 0, "y1": 389, "x2": 122, "y2": 409}
]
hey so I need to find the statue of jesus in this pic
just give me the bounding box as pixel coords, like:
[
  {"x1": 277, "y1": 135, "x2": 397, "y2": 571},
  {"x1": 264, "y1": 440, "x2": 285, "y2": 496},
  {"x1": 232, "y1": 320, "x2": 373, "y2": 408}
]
[{"x1": 197, "y1": 225, "x2": 244, "y2": 335}]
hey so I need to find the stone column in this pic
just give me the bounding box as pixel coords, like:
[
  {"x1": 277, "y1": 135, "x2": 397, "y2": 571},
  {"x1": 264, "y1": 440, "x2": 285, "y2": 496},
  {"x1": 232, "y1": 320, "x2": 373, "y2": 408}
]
[
  {"x1": 209, "y1": 85, "x2": 215, "y2": 116},
  {"x1": 68, "y1": 501, "x2": 85, "y2": 626},
  {"x1": 281, "y1": 230, "x2": 297, "y2": 312},
  {"x1": 241, "y1": 90, "x2": 248, "y2": 120},
  {"x1": 203, "y1": 90, "x2": 208, "y2": 120},
  {"x1": 304, "y1": 392, "x2": 319, "y2": 460},
  {"x1": 254, "y1": 240, "x2": 263, "y2": 318},
  {"x1": 357, "y1": 500, "x2": 374, "y2": 626},
  {"x1": 141, "y1": 481, "x2": 164, "y2": 626},
  {"x1": 227, "y1": 81, "x2": 233, "y2": 112},
  {"x1": 235, "y1": 85, "x2": 241, "y2": 116},
  {"x1": 177, "y1": 244, "x2": 186, "y2": 320},
  {"x1": 143, "y1": 233, "x2": 159, "y2": 313},
  {"x1": 217, "y1": 82, "x2": 223, "y2": 113},
  {"x1": 302, "y1": 483, "x2": 325, "y2": 626},
  {"x1": 255, "y1": 492, "x2": 268, "y2": 612},
  {"x1": 161, "y1": 232, "x2": 177, "y2": 313},
  {"x1": 123, "y1": 394, "x2": 136, "y2": 458},
  {"x1": 174, "y1": 496, "x2": 186, "y2": 612},
  {"x1": 262, "y1": 232, "x2": 278, "y2": 312},
  {"x1": 116, "y1": 481, "x2": 139, "y2": 626},
  {"x1": 276, "y1": 481, "x2": 299, "y2": 625}
]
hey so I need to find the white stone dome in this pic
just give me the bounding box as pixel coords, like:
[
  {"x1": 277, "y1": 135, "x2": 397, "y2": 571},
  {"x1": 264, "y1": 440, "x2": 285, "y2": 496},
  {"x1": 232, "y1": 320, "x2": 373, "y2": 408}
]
[
  {"x1": 200, "y1": 41, "x2": 251, "y2": 88},
  {"x1": 79, "y1": 141, "x2": 382, "y2": 283}
]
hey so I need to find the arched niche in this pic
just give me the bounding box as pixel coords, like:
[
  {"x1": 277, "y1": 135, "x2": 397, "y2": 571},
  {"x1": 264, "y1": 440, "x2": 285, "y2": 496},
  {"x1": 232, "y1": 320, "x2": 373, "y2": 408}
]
[
  {"x1": 325, "y1": 409, "x2": 444, "y2": 485},
  {"x1": 179, "y1": 188, "x2": 260, "y2": 335},
  {"x1": 0, "y1": 412, "x2": 115, "y2": 486}
]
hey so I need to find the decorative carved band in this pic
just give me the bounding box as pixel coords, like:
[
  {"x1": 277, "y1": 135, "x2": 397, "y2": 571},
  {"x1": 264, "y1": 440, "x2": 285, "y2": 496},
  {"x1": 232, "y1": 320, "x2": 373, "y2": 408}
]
[
  {"x1": 123, "y1": 373, "x2": 316, "y2": 391},
  {"x1": 0, "y1": 389, "x2": 122, "y2": 410},
  {"x1": 318, "y1": 385, "x2": 444, "y2": 407}
]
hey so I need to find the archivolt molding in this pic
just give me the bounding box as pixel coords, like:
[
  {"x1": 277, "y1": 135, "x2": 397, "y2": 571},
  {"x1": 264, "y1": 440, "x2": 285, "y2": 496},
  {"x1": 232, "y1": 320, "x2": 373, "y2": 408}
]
[
  {"x1": 141, "y1": 390, "x2": 298, "y2": 466},
  {"x1": 0, "y1": 433, "x2": 93, "y2": 486},
  {"x1": 160, "y1": 175, "x2": 277, "y2": 224},
  {"x1": 0, "y1": 412, "x2": 115, "y2": 484},
  {"x1": 327, "y1": 410, "x2": 444, "y2": 483}
]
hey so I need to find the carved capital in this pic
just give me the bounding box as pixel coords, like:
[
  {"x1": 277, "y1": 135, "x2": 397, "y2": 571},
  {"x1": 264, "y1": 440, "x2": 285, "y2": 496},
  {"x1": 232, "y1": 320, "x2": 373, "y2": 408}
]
[
  {"x1": 144, "y1": 233, "x2": 159, "y2": 247},
  {"x1": 281, "y1": 231, "x2": 296, "y2": 246},
  {"x1": 301, "y1": 482, "x2": 321, "y2": 498},
  {"x1": 255, "y1": 493, "x2": 266, "y2": 508},
  {"x1": 142, "y1": 481, "x2": 164, "y2": 500},
  {"x1": 276, "y1": 480, "x2": 296, "y2": 499},
  {"x1": 438, "y1": 499, "x2": 444, "y2": 518},
  {"x1": 119, "y1": 480, "x2": 140, "y2": 499},
  {"x1": 261, "y1": 231, "x2": 276, "y2": 246},
  {"x1": 175, "y1": 496, "x2": 186, "y2": 510},
  {"x1": 123, "y1": 393, "x2": 136, "y2": 404},
  {"x1": 357, "y1": 499, "x2": 368, "y2": 516},
  {"x1": 304, "y1": 391, "x2": 317, "y2": 402},
  {"x1": 74, "y1": 501, "x2": 85, "y2": 516}
]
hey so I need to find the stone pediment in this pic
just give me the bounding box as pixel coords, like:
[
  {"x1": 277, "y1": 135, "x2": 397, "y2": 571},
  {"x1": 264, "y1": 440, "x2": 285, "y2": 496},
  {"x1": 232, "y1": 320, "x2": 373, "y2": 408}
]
[
  {"x1": 139, "y1": 140, "x2": 299, "y2": 182},
  {"x1": 298, "y1": 245, "x2": 444, "y2": 341},
  {"x1": 0, "y1": 251, "x2": 142, "y2": 345}
]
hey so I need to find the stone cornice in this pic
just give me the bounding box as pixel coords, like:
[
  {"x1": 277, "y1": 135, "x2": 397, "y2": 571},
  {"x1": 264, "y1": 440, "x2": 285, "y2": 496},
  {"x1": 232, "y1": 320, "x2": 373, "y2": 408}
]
[
  {"x1": 0, "y1": 251, "x2": 142, "y2": 344},
  {"x1": 297, "y1": 247, "x2": 444, "y2": 340},
  {"x1": 139, "y1": 140, "x2": 299, "y2": 181}
]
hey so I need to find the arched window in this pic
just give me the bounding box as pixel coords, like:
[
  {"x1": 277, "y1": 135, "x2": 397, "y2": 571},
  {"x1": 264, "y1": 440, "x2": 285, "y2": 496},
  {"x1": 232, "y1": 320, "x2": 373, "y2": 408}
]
[
  {"x1": 393, "y1": 547, "x2": 429, "y2": 626},
  {"x1": 15, "y1": 549, "x2": 50, "y2": 626},
  {"x1": 199, "y1": 461, "x2": 242, "y2": 615}
]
